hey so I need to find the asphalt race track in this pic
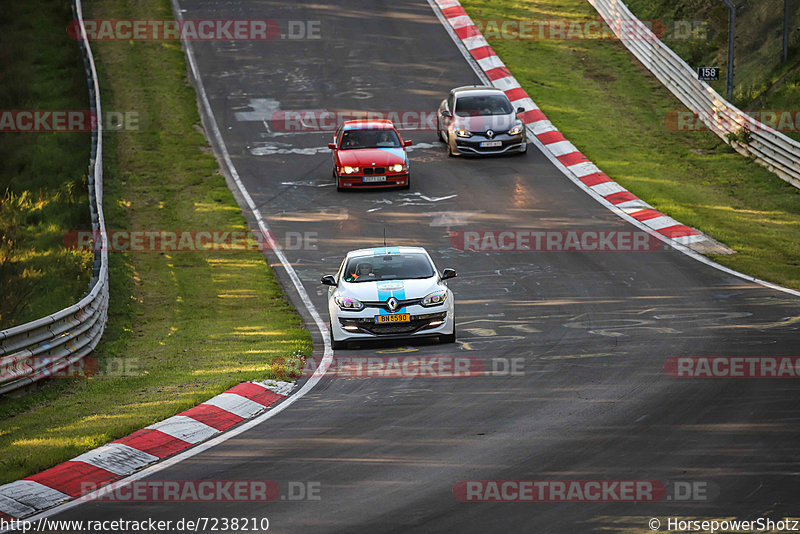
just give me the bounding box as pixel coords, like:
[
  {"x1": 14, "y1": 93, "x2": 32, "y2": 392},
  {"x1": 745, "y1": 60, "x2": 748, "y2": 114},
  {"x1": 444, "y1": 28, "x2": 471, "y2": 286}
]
[{"x1": 52, "y1": 0, "x2": 800, "y2": 532}]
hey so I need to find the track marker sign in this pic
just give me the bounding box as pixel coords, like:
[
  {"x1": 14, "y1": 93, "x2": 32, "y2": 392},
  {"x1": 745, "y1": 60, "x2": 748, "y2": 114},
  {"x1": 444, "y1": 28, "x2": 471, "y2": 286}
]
[{"x1": 697, "y1": 67, "x2": 720, "y2": 81}]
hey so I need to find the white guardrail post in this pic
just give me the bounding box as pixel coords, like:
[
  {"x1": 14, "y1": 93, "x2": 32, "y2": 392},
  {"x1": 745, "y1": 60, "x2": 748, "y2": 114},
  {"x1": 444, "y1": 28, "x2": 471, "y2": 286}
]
[
  {"x1": 0, "y1": 0, "x2": 109, "y2": 394},
  {"x1": 589, "y1": 0, "x2": 800, "y2": 190}
]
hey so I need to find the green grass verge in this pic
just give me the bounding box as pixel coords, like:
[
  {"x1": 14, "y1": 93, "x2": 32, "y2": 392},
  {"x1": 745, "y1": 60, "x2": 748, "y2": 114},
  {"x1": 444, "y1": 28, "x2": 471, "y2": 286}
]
[
  {"x1": 0, "y1": 0, "x2": 93, "y2": 328},
  {"x1": 0, "y1": 0, "x2": 311, "y2": 484},
  {"x1": 460, "y1": 0, "x2": 800, "y2": 289}
]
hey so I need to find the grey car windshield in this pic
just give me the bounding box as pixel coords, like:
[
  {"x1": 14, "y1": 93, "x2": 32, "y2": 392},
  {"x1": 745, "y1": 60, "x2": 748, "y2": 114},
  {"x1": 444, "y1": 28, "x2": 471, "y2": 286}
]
[
  {"x1": 343, "y1": 254, "x2": 435, "y2": 283},
  {"x1": 339, "y1": 129, "x2": 401, "y2": 150},
  {"x1": 455, "y1": 95, "x2": 513, "y2": 116}
]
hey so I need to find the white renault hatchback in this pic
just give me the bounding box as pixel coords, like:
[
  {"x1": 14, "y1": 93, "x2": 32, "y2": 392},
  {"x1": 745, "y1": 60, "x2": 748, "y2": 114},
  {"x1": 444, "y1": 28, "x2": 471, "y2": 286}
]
[{"x1": 321, "y1": 246, "x2": 457, "y2": 349}]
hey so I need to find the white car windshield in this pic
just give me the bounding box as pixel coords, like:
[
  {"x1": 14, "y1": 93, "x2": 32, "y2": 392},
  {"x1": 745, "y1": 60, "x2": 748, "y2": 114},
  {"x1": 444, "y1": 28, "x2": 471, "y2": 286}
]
[
  {"x1": 343, "y1": 253, "x2": 435, "y2": 283},
  {"x1": 339, "y1": 129, "x2": 401, "y2": 150}
]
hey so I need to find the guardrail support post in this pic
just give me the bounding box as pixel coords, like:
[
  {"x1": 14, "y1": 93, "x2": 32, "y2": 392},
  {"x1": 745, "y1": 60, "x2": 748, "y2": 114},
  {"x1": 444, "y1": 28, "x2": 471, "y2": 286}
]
[
  {"x1": 721, "y1": 0, "x2": 735, "y2": 100},
  {"x1": 784, "y1": 0, "x2": 790, "y2": 63}
]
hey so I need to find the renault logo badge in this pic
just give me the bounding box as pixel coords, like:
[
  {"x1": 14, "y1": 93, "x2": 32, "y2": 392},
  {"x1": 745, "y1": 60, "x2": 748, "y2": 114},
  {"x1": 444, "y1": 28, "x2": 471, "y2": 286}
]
[
  {"x1": 486, "y1": 129, "x2": 495, "y2": 138},
  {"x1": 387, "y1": 297, "x2": 399, "y2": 312}
]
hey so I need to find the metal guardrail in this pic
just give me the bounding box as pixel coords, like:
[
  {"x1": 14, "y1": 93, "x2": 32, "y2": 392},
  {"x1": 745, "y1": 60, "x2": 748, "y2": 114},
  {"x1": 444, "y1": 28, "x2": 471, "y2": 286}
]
[
  {"x1": 589, "y1": 0, "x2": 800, "y2": 190},
  {"x1": 0, "y1": 0, "x2": 109, "y2": 395}
]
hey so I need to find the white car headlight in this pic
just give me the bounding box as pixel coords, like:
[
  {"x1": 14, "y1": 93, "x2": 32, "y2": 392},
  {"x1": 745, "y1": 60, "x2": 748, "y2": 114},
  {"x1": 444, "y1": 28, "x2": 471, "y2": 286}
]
[
  {"x1": 455, "y1": 128, "x2": 471, "y2": 138},
  {"x1": 389, "y1": 163, "x2": 407, "y2": 173},
  {"x1": 508, "y1": 123, "x2": 524, "y2": 136},
  {"x1": 334, "y1": 295, "x2": 364, "y2": 311},
  {"x1": 340, "y1": 166, "x2": 360, "y2": 174},
  {"x1": 421, "y1": 290, "x2": 448, "y2": 307}
]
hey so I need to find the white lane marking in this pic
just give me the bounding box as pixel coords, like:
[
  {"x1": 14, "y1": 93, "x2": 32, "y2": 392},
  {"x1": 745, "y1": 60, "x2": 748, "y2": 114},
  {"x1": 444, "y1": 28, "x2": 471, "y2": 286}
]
[
  {"x1": 0, "y1": 481, "x2": 69, "y2": 512},
  {"x1": 234, "y1": 98, "x2": 280, "y2": 121},
  {"x1": 20, "y1": 1, "x2": 335, "y2": 522},
  {"x1": 400, "y1": 192, "x2": 458, "y2": 202},
  {"x1": 202, "y1": 393, "x2": 269, "y2": 419},
  {"x1": 251, "y1": 146, "x2": 330, "y2": 156},
  {"x1": 402, "y1": 142, "x2": 440, "y2": 151},
  {"x1": 146, "y1": 416, "x2": 220, "y2": 445},
  {"x1": 281, "y1": 180, "x2": 335, "y2": 187},
  {"x1": 70, "y1": 444, "x2": 159, "y2": 476},
  {"x1": 262, "y1": 130, "x2": 331, "y2": 137}
]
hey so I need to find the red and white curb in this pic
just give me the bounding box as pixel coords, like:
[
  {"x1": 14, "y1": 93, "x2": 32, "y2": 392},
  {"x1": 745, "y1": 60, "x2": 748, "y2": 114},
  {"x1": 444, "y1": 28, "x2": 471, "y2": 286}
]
[
  {"x1": 431, "y1": 0, "x2": 708, "y2": 248},
  {"x1": 0, "y1": 380, "x2": 293, "y2": 519}
]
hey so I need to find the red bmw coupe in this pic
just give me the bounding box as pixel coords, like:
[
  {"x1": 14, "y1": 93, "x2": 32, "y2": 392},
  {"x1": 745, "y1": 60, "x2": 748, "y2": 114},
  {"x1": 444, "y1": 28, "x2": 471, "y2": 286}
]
[{"x1": 328, "y1": 120, "x2": 412, "y2": 191}]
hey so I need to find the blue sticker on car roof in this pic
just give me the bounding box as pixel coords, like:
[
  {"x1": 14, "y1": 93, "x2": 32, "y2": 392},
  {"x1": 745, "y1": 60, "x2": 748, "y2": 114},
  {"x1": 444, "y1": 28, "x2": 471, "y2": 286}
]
[
  {"x1": 373, "y1": 246, "x2": 401, "y2": 255},
  {"x1": 343, "y1": 123, "x2": 391, "y2": 131}
]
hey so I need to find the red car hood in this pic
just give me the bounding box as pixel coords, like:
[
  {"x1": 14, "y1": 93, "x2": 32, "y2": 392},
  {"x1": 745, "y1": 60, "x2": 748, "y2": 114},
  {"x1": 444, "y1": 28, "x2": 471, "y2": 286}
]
[{"x1": 336, "y1": 148, "x2": 407, "y2": 167}]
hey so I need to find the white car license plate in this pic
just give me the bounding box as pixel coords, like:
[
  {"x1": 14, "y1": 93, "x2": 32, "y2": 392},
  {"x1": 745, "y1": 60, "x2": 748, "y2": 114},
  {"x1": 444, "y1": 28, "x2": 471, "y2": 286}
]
[
  {"x1": 363, "y1": 176, "x2": 386, "y2": 183},
  {"x1": 480, "y1": 141, "x2": 502, "y2": 148}
]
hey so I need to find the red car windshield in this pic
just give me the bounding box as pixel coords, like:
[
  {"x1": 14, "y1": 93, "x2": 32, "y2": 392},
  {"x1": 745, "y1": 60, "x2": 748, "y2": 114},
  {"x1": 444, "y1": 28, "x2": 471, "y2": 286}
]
[{"x1": 339, "y1": 129, "x2": 401, "y2": 150}]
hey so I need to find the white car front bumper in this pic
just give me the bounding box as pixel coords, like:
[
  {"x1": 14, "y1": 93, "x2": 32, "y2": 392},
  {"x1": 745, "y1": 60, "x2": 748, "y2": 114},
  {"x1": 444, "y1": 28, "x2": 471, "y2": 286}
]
[{"x1": 328, "y1": 302, "x2": 455, "y2": 342}]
